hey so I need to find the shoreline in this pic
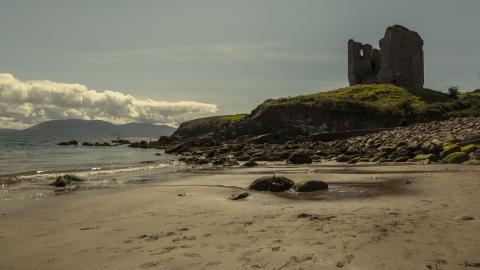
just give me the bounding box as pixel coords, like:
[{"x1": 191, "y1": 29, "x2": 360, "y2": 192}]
[{"x1": 1, "y1": 163, "x2": 479, "y2": 269}]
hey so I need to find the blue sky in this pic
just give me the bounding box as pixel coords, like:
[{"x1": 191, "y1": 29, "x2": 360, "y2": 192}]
[{"x1": 0, "y1": 0, "x2": 479, "y2": 128}]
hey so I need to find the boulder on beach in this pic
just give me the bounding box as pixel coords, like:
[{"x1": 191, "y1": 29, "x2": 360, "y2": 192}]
[
  {"x1": 460, "y1": 144, "x2": 478, "y2": 154},
  {"x1": 369, "y1": 151, "x2": 388, "y2": 162},
  {"x1": 336, "y1": 154, "x2": 351, "y2": 162},
  {"x1": 444, "y1": 152, "x2": 470, "y2": 164},
  {"x1": 57, "y1": 140, "x2": 78, "y2": 146},
  {"x1": 414, "y1": 154, "x2": 440, "y2": 162},
  {"x1": 248, "y1": 176, "x2": 294, "y2": 192},
  {"x1": 287, "y1": 152, "x2": 312, "y2": 164},
  {"x1": 51, "y1": 175, "x2": 84, "y2": 187},
  {"x1": 242, "y1": 160, "x2": 258, "y2": 167},
  {"x1": 440, "y1": 144, "x2": 461, "y2": 158},
  {"x1": 420, "y1": 142, "x2": 442, "y2": 154},
  {"x1": 294, "y1": 180, "x2": 328, "y2": 192}
]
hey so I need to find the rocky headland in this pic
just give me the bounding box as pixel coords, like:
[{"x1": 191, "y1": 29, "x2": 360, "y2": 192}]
[
  {"x1": 132, "y1": 116, "x2": 480, "y2": 166},
  {"x1": 128, "y1": 84, "x2": 480, "y2": 167}
]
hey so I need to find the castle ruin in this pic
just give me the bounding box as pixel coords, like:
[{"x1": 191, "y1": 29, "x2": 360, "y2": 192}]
[{"x1": 348, "y1": 25, "x2": 424, "y2": 89}]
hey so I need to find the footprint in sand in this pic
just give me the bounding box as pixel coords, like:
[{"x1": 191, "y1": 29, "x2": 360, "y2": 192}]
[
  {"x1": 206, "y1": 261, "x2": 222, "y2": 266},
  {"x1": 184, "y1": 252, "x2": 201, "y2": 258},
  {"x1": 292, "y1": 254, "x2": 314, "y2": 263},
  {"x1": 271, "y1": 247, "x2": 281, "y2": 252},
  {"x1": 336, "y1": 254, "x2": 354, "y2": 268},
  {"x1": 149, "y1": 246, "x2": 177, "y2": 255},
  {"x1": 275, "y1": 255, "x2": 314, "y2": 270},
  {"x1": 140, "y1": 261, "x2": 160, "y2": 268},
  {"x1": 241, "y1": 248, "x2": 263, "y2": 257},
  {"x1": 138, "y1": 234, "x2": 160, "y2": 241},
  {"x1": 172, "y1": 236, "x2": 197, "y2": 243},
  {"x1": 137, "y1": 231, "x2": 175, "y2": 242}
]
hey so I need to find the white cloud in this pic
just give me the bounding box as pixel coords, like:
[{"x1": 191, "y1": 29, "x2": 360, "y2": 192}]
[{"x1": 0, "y1": 73, "x2": 219, "y2": 129}]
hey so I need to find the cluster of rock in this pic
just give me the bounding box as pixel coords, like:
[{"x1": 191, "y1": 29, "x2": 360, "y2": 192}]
[
  {"x1": 336, "y1": 117, "x2": 480, "y2": 164},
  {"x1": 58, "y1": 139, "x2": 131, "y2": 147},
  {"x1": 130, "y1": 117, "x2": 480, "y2": 166},
  {"x1": 248, "y1": 176, "x2": 328, "y2": 192}
]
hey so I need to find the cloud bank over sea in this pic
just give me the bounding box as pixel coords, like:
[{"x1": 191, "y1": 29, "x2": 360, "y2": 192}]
[{"x1": 0, "y1": 73, "x2": 218, "y2": 129}]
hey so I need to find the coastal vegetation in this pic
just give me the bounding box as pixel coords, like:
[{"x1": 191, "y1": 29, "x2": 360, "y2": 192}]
[{"x1": 173, "y1": 84, "x2": 480, "y2": 138}]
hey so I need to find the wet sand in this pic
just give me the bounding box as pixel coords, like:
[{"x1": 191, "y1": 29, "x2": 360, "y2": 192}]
[{"x1": 0, "y1": 163, "x2": 479, "y2": 270}]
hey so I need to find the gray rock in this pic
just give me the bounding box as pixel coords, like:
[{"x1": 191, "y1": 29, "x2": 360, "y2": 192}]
[
  {"x1": 440, "y1": 145, "x2": 461, "y2": 158},
  {"x1": 229, "y1": 192, "x2": 250, "y2": 200},
  {"x1": 347, "y1": 157, "x2": 359, "y2": 164},
  {"x1": 51, "y1": 175, "x2": 84, "y2": 187},
  {"x1": 287, "y1": 152, "x2": 313, "y2": 164},
  {"x1": 242, "y1": 160, "x2": 258, "y2": 167},
  {"x1": 248, "y1": 176, "x2": 294, "y2": 192},
  {"x1": 336, "y1": 154, "x2": 352, "y2": 162}
]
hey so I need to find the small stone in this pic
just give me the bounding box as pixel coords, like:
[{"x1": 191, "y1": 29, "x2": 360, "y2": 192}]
[
  {"x1": 229, "y1": 192, "x2": 250, "y2": 200},
  {"x1": 456, "y1": 215, "x2": 475, "y2": 221}
]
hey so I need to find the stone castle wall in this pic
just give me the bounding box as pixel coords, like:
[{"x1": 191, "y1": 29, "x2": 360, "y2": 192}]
[{"x1": 348, "y1": 25, "x2": 424, "y2": 89}]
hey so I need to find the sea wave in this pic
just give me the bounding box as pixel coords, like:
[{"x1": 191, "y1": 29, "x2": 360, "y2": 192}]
[{"x1": 0, "y1": 161, "x2": 183, "y2": 184}]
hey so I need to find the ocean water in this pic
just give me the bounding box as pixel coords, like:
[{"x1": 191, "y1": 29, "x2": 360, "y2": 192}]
[{"x1": 0, "y1": 134, "x2": 184, "y2": 201}]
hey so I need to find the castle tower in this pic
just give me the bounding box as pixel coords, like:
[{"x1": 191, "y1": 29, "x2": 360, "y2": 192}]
[
  {"x1": 377, "y1": 25, "x2": 424, "y2": 89},
  {"x1": 348, "y1": 25, "x2": 424, "y2": 89}
]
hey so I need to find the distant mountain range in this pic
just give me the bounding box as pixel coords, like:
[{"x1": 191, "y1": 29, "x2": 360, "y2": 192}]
[{"x1": 0, "y1": 119, "x2": 176, "y2": 138}]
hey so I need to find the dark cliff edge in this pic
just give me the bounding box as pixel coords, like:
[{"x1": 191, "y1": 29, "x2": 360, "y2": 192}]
[{"x1": 172, "y1": 84, "x2": 480, "y2": 139}]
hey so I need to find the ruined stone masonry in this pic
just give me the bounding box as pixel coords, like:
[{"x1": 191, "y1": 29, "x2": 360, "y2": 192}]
[{"x1": 348, "y1": 25, "x2": 424, "y2": 89}]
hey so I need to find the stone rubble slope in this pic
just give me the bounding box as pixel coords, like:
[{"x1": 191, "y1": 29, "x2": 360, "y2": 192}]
[{"x1": 130, "y1": 117, "x2": 480, "y2": 166}]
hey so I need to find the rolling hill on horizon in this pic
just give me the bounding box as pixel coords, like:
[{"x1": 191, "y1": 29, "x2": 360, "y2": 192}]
[{"x1": 1, "y1": 119, "x2": 176, "y2": 138}]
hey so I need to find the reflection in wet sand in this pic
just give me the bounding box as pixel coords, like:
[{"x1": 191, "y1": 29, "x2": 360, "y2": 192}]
[{"x1": 273, "y1": 179, "x2": 411, "y2": 201}]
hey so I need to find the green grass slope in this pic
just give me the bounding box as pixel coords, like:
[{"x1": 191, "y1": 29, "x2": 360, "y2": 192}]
[{"x1": 251, "y1": 84, "x2": 449, "y2": 118}]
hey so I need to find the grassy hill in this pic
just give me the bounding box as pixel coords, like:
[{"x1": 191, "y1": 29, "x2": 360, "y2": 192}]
[{"x1": 173, "y1": 84, "x2": 480, "y2": 138}]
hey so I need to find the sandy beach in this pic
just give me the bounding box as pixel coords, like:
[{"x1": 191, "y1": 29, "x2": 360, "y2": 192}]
[{"x1": 1, "y1": 163, "x2": 479, "y2": 270}]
